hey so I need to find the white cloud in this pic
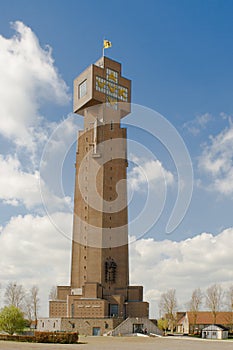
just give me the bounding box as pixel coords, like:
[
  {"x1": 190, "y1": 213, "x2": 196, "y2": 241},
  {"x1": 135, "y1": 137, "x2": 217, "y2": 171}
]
[
  {"x1": 0, "y1": 21, "x2": 70, "y2": 151},
  {"x1": 198, "y1": 121, "x2": 233, "y2": 196},
  {"x1": 183, "y1": 113, "x2": 212, "y2": 136},
  {"x1": 129, "y1": 228, "x2": 233, "y2": 317},
  {"x1": 1, "y1": 215, "x2": 232, "y2": 318},
  {"x1": 128, "y1": 157, "x2": 174, "y2": 192},
  {"x1": 0, "y1": 154, "x2": 72, "y2": 211},
  {"x1": 0, "y1": 212, "x2": 72, "y2": 315}
]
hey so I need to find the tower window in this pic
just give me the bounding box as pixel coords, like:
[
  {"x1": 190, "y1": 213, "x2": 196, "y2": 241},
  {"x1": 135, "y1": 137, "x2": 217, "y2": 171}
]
[
  {"x1": 79, "y1": 80, "x2": 87, "y2": 98},
  {"x1": 110, "y1": 121, "x2": 114, "y2": 130}
]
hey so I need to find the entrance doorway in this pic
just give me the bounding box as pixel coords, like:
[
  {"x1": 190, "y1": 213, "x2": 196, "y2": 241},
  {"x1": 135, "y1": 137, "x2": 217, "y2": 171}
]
[
  {"x1": 133, "y1": 324, "x2": 144, "y2": 333},
  {"x1": 92, "y1": 327, "x2": 101, "y2": 336},
  {"x1": 110, "y1": 304, "x2": 119, "y2": 317}
]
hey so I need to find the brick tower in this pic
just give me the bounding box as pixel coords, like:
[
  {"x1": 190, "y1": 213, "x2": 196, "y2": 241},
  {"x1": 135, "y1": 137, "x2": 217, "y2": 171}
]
[{"x1": 48, "y1": 56, "x2": 149, "y2": 334}]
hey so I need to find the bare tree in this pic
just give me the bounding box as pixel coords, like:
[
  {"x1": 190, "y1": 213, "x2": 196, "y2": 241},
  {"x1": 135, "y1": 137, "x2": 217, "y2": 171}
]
[
  {"x1": 187, "y1": 288, "x2": 203, "y2": 333},
  {"x1": 205, "y1": 284, "x2": 223, "y2": 323},
  {"x1": 23, "y1": 286, "x2": 39, "y2": 322},
  {"x1": 159, "y1": 289, "x2": 177, "y2": 333},
  {"x1": 30, "y1": 286, "x2": 39, "y2": 322},
  {"x1": 24, "y1": 295, "x2": 33, "y2": 321},
  {"x1": 226, "y1": 285, "x2": 233, "y2": 312},
  {"x1": 49, "y1": 286, "x2": 57, "y2": 301},
  {"x1": 225, "y1": 284, "x2": 233, "y2": 331},
  {"x1": 4, "y1": 282, "x2": 25, "y2": 309}
]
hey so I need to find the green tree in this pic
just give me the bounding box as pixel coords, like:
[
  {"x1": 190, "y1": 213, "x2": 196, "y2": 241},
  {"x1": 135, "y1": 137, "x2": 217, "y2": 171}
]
[
  {"x1": 157, "y1": 318, "x2": 169, "y2": 333},
  {"x1": 0, "y1": 305, "x2": 25, "y2": 335}
]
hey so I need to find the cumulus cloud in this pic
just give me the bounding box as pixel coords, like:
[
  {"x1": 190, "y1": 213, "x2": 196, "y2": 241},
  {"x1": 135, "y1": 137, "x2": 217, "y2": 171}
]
[
  {"x1": 198, "y1": 120, "x2": 233, "y2": 196},
  {"x1": 1, "y1": 214, "x2": 232, "y2": 318},
  {"x1": 0, "y1": 154, "x2": 72, "y2": 211},
  {"x1": 0, "y1": 212, "x2": 72, "y2": 315},
  {"x1": 0, "y1": 21, "x2": 70, "y2": 151},
  {"x1": 128, "y1": 156, "x2": 174, "y2": 192},
  {"x1": 183, "y1": 113, "x2": 212, "y2": 136},
  {"x1": 129, "y1": 228, "x2": 233, "y2": 316},
  {"x1": 0, "y1": 22, "x2": 76, "y2": 212}
]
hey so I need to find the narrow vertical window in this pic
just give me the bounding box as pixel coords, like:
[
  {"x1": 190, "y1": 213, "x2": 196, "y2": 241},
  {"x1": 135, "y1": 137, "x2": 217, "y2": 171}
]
[{"x1": 79, "y1": 80, "x2": 87, "y2": 98}]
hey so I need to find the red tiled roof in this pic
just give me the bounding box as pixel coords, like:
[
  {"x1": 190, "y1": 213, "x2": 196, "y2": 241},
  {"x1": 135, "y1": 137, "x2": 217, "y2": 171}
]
[{"x1": 187, "y1": 312, "x2": 233, "y2": 325}]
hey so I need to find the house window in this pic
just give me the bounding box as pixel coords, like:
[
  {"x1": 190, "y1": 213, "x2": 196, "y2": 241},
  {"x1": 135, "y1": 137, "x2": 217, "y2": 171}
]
[{"x1": 79, "y1": 80, "x2": 87, "y2": 98}]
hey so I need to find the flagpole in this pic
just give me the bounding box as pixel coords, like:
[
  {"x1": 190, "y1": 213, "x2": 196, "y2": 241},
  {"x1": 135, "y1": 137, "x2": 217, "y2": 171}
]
[{"x1": 103, "y1": 37, "x2": 105, "y2": 57}]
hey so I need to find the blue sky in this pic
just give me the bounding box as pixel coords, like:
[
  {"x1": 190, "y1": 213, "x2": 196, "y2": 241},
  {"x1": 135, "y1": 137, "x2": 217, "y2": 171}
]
[{"x1": 0, "y1": 0, "x2": 233, "y2": 318}]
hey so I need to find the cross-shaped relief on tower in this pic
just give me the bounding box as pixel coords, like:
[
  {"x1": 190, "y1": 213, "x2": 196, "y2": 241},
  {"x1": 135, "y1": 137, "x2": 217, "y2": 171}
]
[
  {"x1": 73, "y1": 56, "x2": 131, "y2": 117},
  {"x1": 96, "y1": 68, "x2": 128, "y2": 110}
]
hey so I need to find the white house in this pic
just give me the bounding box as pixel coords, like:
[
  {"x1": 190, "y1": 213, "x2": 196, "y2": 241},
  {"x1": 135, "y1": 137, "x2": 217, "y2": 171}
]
[{"x1": 202, "y1": 324, "x2": 229, "y2": 340}]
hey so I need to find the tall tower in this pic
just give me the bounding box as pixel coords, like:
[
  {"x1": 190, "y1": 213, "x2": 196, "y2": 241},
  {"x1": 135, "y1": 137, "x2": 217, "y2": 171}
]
[
  {"x1": 71, "y1": 56, "x2": 130, "y2": 298},
  {"x1": 49, "y1": 56, "x2": 149, "y2": 325}
]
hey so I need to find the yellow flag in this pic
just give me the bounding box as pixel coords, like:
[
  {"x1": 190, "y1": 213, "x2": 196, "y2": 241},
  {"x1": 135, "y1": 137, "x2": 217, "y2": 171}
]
[{"x1": 103, "y1": 40, "x2": 112, "y2": 49}]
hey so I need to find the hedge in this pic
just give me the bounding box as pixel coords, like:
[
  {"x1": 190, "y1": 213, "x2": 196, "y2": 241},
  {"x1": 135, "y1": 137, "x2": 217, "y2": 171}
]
[{"x1": 0, "y1": 331, "x2": 79, "y2": 344}]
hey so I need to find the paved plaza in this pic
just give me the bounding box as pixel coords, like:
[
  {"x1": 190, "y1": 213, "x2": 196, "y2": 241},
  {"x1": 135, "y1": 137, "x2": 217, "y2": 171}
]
[{"x1": 0, "y1": 336, "x2": 233, "y2": 350}]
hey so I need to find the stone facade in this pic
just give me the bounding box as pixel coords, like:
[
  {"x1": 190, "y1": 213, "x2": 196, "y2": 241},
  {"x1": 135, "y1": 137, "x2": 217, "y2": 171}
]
[
  {"x1": 37, "y1": 317, "x2": 122, "y2": 336},
  {"x1": 111, "y1": 317, "x2": 163, "y2": 336}
]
